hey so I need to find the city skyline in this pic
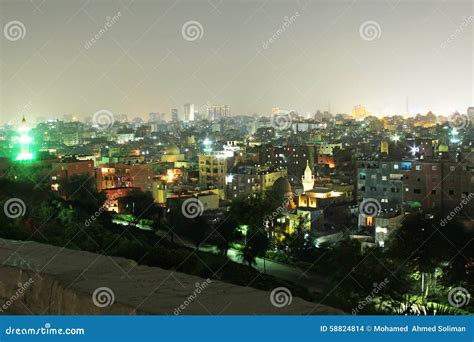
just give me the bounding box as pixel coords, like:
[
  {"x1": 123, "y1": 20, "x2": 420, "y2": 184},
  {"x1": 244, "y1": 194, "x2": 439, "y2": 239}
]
[
  {"x1": 1, "y1": 0, "x2": 473, "y2": 124},
  {"x1": 1, "y1": 0, "x2": 474, "y2": 328}
]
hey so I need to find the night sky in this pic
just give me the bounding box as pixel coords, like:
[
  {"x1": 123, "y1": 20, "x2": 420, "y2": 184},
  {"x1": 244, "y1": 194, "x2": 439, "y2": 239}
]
[{"x1": 0, "y1": 0, "x2": 472, "y2": 123}]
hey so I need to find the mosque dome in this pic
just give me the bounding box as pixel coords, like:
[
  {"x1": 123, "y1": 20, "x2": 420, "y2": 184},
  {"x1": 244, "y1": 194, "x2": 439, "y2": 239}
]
[
  {"x1": 273, "y1": 177, "x2": 292, "y2": 195},
  {"x1": 164, "y1": 143, "x2": 180, "y2": 155}
]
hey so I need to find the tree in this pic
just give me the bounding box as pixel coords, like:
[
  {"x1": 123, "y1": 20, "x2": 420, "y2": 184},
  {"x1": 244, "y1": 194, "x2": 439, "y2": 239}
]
[
  {"x1": 284, "y1": 216, "x2": 314, "y2": 260},
  {"x1": 386, "y1": 213, "x2": 451, "y2": 297},
  {"x1": 126, "y1": 189, "x2": 160, "y2": 227},
  {"x1": 239, "y1": 226, "x2": 269, "y2": 268},
  {"x1": 437, "y1": 217, "x2": 473, "y2": 298},
  {"x1": 58, "y1": 174, "x2": 106, "y2": 214},
  {"x1": 229, "y1": 189, "x2": 285, "y2": 229},
  {"x1": 240, "y1": 244, "x2": 257, "y2": 268},
  {"x1": 215, "y1": 219, "x2": 237, "y2": 256},
  {"x1": 185, "y1": 216, "x2": 210, "y2": 250},
  {"x1": 314, "y1": 237, "x2": 412, "y2": 313}
]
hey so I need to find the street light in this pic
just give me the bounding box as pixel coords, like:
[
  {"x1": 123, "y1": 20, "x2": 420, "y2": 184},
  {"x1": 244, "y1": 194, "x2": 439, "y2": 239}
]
[
  {"x1": 410, "y1": 145, "x2": 419, "y2": 157},
  {"x1": 391, "y1": 134, "x2": 400, "y2": 142},
  {"x1": 238, "y1": 225, "x2": 248, "y2": 245}
]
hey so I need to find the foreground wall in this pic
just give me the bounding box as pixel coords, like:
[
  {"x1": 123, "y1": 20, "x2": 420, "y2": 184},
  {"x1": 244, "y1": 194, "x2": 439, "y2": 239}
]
[{"x1": 0, "y1": 239, "x2": 342, "y2": 315}]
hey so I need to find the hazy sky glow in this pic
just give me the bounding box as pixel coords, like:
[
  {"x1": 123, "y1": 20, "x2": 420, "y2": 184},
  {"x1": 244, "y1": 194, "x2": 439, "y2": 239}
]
[{"x1": 0, "y1": 0, "x2": 473, "y2": 123}]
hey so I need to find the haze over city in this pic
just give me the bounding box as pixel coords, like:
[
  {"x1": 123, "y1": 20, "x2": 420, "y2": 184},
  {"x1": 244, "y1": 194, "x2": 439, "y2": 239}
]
[{"x1": 1, "y1": 0, "x2": 473, "y2": 124}]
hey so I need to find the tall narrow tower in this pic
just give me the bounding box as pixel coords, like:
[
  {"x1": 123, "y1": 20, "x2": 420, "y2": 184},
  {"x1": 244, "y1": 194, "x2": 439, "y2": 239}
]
[
  {"x1": 17, "y1": 116, "x2": 33, "y2": 161},
  {"x1": 184, "y1": 103, "x2": 195, "y2": 121},
  {"x1": 301, "y1": 160, "x2": 314, "y2": 192}
]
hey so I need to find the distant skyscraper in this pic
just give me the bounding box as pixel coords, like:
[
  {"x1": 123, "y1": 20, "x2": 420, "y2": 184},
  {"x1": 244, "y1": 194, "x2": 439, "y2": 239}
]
[
  {"x1": 207, "y1": 105, "x2": 230, "y2": 120},
  {"x1": 352, "y1": 105, "x2": 368, "y2": 119},
  {"x1": 171, "y1": 108, "x2": 179, "y2": 122},
  {"x1": 184, "y1": 103, "x2": 195, "y2": 121},
  {"x1": 467, "y1": 107, "x2": 474, "y2": 117},
  {"x1": 149, "y1": 112, "x2": 163, "y2": 123},
  {"x1": 116, "y1": 114, "x2": 128, "y2": 123}
]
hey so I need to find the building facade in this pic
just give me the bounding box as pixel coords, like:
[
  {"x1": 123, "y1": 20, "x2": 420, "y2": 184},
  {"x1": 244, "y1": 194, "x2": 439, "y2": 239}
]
[
  {"x1": 184, "y1": 103, "x2": 195, "y2": 121},
  {"x1": 356, "y1": 155, "x2": 474, "y2": 215},
  {"x1": 207, "y1": 105, "x2": 230, "y2": 121},
  {"x1": 225, "y1": 165, "x2": 288, "y2": 200}
]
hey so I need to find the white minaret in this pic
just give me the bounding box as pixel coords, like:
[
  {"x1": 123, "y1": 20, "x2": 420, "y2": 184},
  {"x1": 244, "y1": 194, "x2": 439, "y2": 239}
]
[{"x1": 302, "y1": 160, "x2": 314, "y2": 192}]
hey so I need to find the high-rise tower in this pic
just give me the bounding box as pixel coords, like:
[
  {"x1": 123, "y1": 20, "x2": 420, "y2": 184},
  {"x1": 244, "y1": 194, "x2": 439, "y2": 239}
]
[{"x1": 184, "y1": 103, "x2": 195, "y2": 121}]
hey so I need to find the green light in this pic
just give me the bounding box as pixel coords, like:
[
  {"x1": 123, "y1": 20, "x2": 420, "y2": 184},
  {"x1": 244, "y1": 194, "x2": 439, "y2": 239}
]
[
  {"x1": 19, "y1": 134, "x2": 32, "y2": 144},
  {"x1": 14, "y1": 116, "x2": 34, "y2": 161},
  {"x1": 450, "y1": 129, "x2": 460, "y2": 144},
  {"x1": 238, "y1": 225, "x2": 248, "y2": 236},
  {"x1": 16, "y1": 152, "x2": 33, "y2": 161}
]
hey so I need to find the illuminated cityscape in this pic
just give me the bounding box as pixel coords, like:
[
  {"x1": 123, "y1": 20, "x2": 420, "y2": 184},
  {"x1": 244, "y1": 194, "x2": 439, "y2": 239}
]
[{"x1": 0, "y1": 0, "x2": 472, "y2": 319}]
